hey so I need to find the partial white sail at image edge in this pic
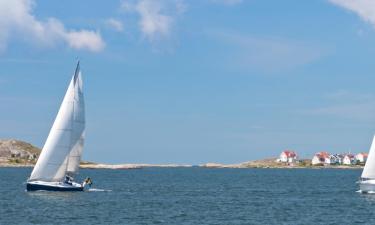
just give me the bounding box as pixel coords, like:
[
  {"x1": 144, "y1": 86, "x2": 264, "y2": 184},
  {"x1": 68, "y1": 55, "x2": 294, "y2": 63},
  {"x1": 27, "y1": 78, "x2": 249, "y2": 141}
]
[
  {"x1": 29, "y1": 67, "x2": 85, "y2": 182},
  {"x1": 361, "y1": 135, "x2": 375, "y2": 179}
]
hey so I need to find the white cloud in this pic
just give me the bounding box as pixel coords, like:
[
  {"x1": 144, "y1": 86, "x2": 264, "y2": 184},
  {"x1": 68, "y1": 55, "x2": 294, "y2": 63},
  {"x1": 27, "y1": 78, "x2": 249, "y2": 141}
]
[
  {"x1": 0, "y1": 0, "x2": 105, "y2": 52},
  {"x1": 329, "y1": 0, "x2": 375, "y2": 26},
  {"x1": 211, "y1": 0, "x2": 243, "y2": 5},
  {"x1": 106, "y1": 18, "x2": 124, "y2": 32},
  {"x1": 121, "y1": 0, "x2": 186, "y2": 41},
  {"x1": 65, "y1": 30, "x2": 105, "y2": 52},
  {"x1": 305, "y1": 90, "x2": 375, "y2": 122},
  {"x1": 137, "y1": 0, "x2": 172, "y2": 38},
  {"x1": 208, "y1": 30, "x2": 325, "y2": 71}
]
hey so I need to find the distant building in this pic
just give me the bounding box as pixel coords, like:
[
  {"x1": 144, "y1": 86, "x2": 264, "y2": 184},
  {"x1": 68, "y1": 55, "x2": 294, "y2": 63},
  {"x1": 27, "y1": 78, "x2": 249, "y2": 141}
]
[
  {"x1": 28, "y1": 154, "x2": 37, "y2": 160},
  {"x1": 324, "y1": 155, "x2": 337, "y2": 165},
  {"x1": 355, "y1": 153, "x2": 368, "y2": 164},
  {"x1": 278, "y1": 150, "x2": 297, "y2": 163},
  {"x1": 331, "y1": 154, "x2": 344, "y2": 165},
  {"x1": 312, "y1": 152, "x2": 330, "y2": 165},
  {"x1": 343, "y1": 154, "x2": 357, "y2": 165}
]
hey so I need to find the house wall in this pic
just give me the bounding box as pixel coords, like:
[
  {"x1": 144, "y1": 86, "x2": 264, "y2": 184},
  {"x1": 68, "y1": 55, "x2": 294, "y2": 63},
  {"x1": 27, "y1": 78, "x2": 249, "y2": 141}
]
[
  {"x1": 279, "y1": 153, "x2": 288, "y2": 162},
  {"x1": 325, "y1": 157, "x2": 334, "y2": 165},
  {"x1": 312, "y1": 156, "x2": 323, "y2": 165},
  {"x1": 343, "y1": 156, "x2": 356, "y2": 165},
  {"x1": 356, "y1": 155, "x2": 367, "y2": 163}
]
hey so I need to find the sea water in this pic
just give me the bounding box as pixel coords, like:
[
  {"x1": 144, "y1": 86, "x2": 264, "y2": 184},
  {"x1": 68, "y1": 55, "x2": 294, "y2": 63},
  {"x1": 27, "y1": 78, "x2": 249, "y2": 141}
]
[{"x1": 1, "y1": 167, "x2": 375, "y2": 225}]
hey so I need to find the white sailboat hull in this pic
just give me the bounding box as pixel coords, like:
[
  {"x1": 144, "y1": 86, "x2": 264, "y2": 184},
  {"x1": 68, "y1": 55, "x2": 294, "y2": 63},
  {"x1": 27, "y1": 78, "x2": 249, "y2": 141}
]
[
  {"x1": 359, "y1": 179, "x2": 375, "y2": 193},
  {"x1": 26, "y1": 180, "x2": 84, "y2": 192}
]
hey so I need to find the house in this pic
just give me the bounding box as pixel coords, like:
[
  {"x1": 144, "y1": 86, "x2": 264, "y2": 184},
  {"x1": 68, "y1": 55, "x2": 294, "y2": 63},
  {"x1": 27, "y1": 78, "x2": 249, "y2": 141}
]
[
  {"x1": 324, "y1": 155, "x2": 337, "y2": 165},
  {"x1": 331, "y1": 154, "x2": 344, "y2": 165},
  {"x1": 343, "y1": 154, "x2": 357, "y2": 165},
  {"x1": 355, "y1": 153, "x2": 368, "y2": 164},
  {"x1": 278, "y1": 150, "x2": 297, "y2": 163},
  {"x1": 312, "y1": 152, "x2": 330, "y2": 165},
  {"x1": 324, "y1": 154, "x2": 344, "y2": 165},
  {"x1": 28, "y1": 154, "x2": 37, "y2": 160}
]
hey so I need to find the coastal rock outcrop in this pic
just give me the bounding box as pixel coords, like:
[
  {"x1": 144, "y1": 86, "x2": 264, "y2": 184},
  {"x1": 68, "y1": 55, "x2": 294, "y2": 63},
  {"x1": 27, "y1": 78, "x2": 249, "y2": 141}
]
[{"x1": 0, "y1": 139, "x2": 41, "y2": 165}]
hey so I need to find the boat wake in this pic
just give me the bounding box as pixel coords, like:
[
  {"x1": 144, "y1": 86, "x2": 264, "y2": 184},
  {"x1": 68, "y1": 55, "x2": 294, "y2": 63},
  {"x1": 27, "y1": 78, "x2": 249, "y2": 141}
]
[
  {"x1": 87, "y1": 188, "x2": 112, "y2": 192},
  {"x1": 356, "y1": 190, "x2": 375, "y2": 194}
]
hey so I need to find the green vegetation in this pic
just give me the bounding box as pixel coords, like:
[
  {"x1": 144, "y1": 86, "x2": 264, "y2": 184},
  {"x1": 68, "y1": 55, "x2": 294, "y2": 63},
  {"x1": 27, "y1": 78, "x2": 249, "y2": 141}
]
[
  {"x1": 8, "y1": 158, "x2": 22, "y2": 164},
  {"x1": 298, "y1": 160, "x2": 312, "y2": 167}
]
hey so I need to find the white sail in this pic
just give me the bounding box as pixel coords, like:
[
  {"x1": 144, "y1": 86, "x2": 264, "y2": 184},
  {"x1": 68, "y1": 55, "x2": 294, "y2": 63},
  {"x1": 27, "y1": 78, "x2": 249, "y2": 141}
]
[
  {"x1": 29, "y1": 62, "x2": 85, "y2": 182},
  {"x1": 66, "y1": 133, "x2": 85, "y2": 175},
  {"x1": 361, "y1": 135, "x2": 375, "y2": 179}
]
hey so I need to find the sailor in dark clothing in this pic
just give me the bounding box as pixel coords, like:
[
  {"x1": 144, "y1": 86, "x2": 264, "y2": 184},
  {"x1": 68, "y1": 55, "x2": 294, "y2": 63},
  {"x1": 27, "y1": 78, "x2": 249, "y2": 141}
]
[{"x1": 64, "y1": 175, "x2": 73, "y2": 185}]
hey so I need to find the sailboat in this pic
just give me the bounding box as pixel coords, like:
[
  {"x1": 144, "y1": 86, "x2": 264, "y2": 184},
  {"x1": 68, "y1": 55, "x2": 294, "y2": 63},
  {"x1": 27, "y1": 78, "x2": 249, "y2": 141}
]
[
  {"x1": 359, "y1": 135, "x2": 375, "y2": 193},
  {"x1": 26, "y1": 61, "x2": 90, "y2": 191}
]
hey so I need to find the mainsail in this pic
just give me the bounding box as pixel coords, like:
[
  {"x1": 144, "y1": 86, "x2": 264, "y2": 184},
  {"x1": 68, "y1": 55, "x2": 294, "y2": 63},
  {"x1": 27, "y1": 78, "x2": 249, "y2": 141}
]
[
  {"x1": 361, "y1": 135, "x2": 375, "y2": 179},
  {"x1": 29, "y1": 62, "x2": 85, "y2": 181}
]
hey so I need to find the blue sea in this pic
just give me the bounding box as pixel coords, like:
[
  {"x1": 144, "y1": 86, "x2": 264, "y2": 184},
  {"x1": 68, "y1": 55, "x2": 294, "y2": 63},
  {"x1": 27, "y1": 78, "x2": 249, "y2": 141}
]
[{"x1": 1, "y1": 167, "x2": 375, "y2": 225}]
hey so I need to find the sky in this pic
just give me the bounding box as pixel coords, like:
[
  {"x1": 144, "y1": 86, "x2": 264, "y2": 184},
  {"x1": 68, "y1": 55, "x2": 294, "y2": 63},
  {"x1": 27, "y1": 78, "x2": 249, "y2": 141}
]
[{"x1": 2, "y1": 0, "x2": 375, "y2": 164}]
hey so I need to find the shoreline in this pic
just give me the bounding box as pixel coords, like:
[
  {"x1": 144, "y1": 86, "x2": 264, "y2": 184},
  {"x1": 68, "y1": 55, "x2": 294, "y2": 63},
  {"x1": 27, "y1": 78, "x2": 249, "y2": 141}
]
[{"x1": 0, "y1": 161, "x2": 364, "y2": 169}]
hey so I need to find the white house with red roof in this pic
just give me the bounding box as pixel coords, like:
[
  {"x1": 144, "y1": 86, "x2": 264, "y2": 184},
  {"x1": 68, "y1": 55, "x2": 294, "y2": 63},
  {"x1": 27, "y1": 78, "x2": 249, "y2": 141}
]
[
  {"x1": 278, "y1": 150, "x2": 297, "y2": 163},
  {"x1": 311, "y1": 152, "x2": 330, "y2": 165},
  {"x1": 343, "y1": 154, "x2": 357, "y2": 165},
  {"x1": 355, "y1": 153, "x2": 368, "y2": 164}
]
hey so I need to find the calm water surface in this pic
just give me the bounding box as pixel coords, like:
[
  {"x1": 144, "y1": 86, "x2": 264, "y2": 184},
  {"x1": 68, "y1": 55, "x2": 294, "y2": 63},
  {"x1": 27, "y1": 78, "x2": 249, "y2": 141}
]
[{"x1": 1, "y1": 167, "x2": 374, "y2": 225}]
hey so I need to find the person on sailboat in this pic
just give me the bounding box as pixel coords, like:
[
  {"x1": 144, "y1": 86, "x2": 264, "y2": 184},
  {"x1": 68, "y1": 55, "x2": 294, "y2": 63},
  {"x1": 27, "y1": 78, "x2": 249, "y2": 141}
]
[
  {"x1": 64, "y1": 175, "x2": 73, "y2": 185},
  {"x1": 83, "y1": 177, "x2": 92, "y2": 187}
]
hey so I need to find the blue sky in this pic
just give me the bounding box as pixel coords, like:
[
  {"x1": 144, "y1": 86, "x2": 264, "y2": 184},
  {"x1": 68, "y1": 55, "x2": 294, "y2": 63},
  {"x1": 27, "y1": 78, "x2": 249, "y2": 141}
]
[{"x1": 2, "y1": 0, "x2": 375, "y2": 164}]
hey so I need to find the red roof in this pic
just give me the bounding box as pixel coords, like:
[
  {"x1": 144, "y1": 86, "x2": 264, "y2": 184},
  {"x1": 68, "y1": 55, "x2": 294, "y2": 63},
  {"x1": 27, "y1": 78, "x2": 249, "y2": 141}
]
[
  {"x1": 357, "y1": 153, "x2": 368, "y2": 157},
  {"x1": 282, "y1": 150, "x2": 297, "y2": 158},
  {"x1": 315, "y1": 152, "x2": 330, "y2": 158}
]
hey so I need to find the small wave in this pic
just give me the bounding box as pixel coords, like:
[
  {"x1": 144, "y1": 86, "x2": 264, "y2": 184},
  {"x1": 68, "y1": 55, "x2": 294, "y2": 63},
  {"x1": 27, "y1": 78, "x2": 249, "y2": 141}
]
[
  {"x1": 87, "y1": 188, "x2": 112, "y2": 192},
  {"x1": 357, "y1": 190, "x2": 375, "y2": 194}
]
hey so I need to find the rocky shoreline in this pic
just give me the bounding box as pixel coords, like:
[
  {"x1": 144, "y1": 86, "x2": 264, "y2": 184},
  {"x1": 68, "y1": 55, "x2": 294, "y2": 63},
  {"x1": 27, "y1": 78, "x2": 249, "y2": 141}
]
[
  {"x1": 0, "y1": 140, "x2": 364, "y2": 170},
  {"x1": 0, "y1": 160, "x2": 364, "y2": 169}
]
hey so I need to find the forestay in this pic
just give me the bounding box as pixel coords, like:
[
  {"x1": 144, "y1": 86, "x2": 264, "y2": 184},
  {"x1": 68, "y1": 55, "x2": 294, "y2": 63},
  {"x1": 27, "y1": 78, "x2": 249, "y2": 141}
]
[{"x1": 29, "y1": 62, "x2": 85, "y2": 182}]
